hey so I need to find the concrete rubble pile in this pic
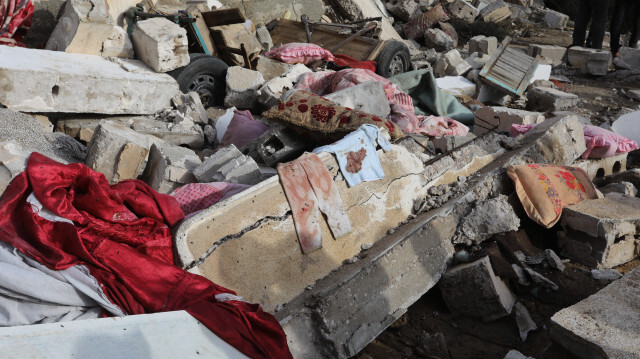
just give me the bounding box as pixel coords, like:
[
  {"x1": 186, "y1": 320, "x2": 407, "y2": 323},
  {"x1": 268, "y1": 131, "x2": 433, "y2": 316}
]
[{"x1": 1, "y1": 0, "x2": 640, "y2": 358}]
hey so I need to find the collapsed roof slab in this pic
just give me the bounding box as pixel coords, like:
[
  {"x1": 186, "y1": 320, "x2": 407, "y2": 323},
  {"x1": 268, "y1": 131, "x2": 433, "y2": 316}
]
[
  {"x1": 0, "y1": 46, "x2": 180, "y2": 114},
  {"x1": 174, "y1": 115, "x2": 586, "y2": 358}
]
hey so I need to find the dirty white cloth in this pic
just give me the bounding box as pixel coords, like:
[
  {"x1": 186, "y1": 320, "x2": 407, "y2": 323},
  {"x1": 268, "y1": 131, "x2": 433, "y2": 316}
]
[
  {"x1": 313, "y1": 124, "x2": 393, "y2": 187},
  {"x1": 0, "y1": 193, "x2": 125, "y2": 326},
  {"x1": 277, "y1": 153, "x2": 352, "y2": 253}
]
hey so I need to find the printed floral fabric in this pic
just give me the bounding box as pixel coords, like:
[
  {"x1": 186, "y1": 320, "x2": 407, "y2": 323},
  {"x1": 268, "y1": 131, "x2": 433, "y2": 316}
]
[
  {"x1": 507, "y1": 164, "x2": 598, "y2": 228},
  {"x1": 262, "y1": 90, "x2": 404, "y2": 142},
  {"x1": 0, "y1": 0, "x2": 32, "y2": 47},
  {"x1": 295, "y1": 68, "x2": 469, "y2": 137}
]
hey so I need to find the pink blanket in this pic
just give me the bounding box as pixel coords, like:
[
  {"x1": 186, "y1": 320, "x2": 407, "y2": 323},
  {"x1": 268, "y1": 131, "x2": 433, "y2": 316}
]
[{"x1": 295, "y1": 68, "x2": 469, "y2": 137}]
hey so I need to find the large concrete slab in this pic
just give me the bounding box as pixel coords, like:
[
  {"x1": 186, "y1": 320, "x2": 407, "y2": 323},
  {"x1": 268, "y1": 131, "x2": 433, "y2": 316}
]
[
  {"x1": 0, "y1": 46, "x2": 179, "y2": 114},
  {"x1": 174, "y1": 146, "x2": 428, "y2": 312},
  {"x1": 0, "y1": 311, "x2": 248, "y2": 358},
  {"x1": 551, "y1": 267, "x2": 640, "y2": 359}
]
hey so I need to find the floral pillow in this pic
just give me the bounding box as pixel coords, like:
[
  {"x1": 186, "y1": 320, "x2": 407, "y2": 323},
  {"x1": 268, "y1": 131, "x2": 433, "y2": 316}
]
[
  {"x1": 264, "y1": 43, "x2": 335, "y2": 65},
  {"x1": 261, "y1": 90, "x2": 403, "y2": 143},
  {"x1": 507, "y1": 164, "x2": 598, "y2": 228}
]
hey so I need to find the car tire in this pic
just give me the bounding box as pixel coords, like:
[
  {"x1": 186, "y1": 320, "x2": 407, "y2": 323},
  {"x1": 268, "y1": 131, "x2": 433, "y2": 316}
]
[
  {"x1": 374, "y1": 40, "x2": 411, "y2": 78},
  {"x1": 168, "y1": 54, "x2": 229, "y2": 108}
]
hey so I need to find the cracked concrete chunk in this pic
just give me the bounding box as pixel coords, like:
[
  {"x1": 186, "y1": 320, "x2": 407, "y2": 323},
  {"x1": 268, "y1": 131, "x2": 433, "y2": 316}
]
[
  {"x1": 459, "y1": 194, "x2": 520, "y2": 244},
  {"x1": 551, "y1": 266, "x2": 640, "y2": 359},
  {"x1": 0, "y1": 46, "x2": 180, "y2": 114},
  {"x1": 173, "y1": 146, "x2": 426, "y2": 312},
  {"x1": 132, "y1": 17, "x2": 189, "y2": 73},
  {"x1": 439, "y1": 256, "x2": 516, "y2": 322}
]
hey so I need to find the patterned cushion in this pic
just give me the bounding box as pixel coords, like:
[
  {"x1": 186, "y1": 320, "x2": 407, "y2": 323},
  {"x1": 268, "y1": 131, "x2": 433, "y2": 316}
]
[
  {"x1": 507, "y1": 164, "x2": 598, "y2": 228},
  {"x1": 264, "y1": 43, "x2": 335, "y2": 65},
  {"x1": 261, "y1": 90, "x2": 404, "y2": 143}
]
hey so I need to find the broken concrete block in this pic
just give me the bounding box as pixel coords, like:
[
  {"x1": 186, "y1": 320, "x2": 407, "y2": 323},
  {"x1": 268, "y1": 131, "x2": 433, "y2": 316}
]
[
  {"x1": 591, "y1": 268, "x2": 622, "y2": 281},
  {"x1": 600, "y1": 181, "x2": 638, "y2": 197},
  {"x1": 477, "y1": 85, "x2": 510, "y2": 106},
  {"x1": 526, "y1": 87, "x2": 578, "y2": 112},
  {"x1": 447, "y1": 0, "x2": 479, "y2": 22},
  {"x1": 131, "y1": 117, "x2": 204, "y2": 149},
  {"x1": 45, "y1": 0, "x2": 112, "y2": 53},
  {"x1": 0, "y1": 47, "x2": 180, "y2": 114},
  {"x1": 544, "y1": 9, "x2": 569, "y2": 29},
  {"x1": 459, "y1": 195, "x2": 520, "y2": 244},
  {"x1": 172, "y1": 92, "x2": 208, "y2": 125},
  {"x1": 431, "y1": 133, "x2": 477, "y2": 154},
  {"x1": 31, "y1": 115, "x2": 54, "y2": 133},
  {"x1": 55, "y1": 118, "x2": 104, "y2": 143},
  {"x1": 434, "y1": 49, "x2": 472, "y2": 77},
  {"x1": 573, "y1": 152, "x2": 628, "y2": 180},
  {"x1": 0, "y1": 142, "x2": 31, "y2": 194},
  {"x1": 567, "y1": 47, "x2": 611, "y2": 76},
  {"x1": 478, "y1": 0, "x2": 511, "y2": 23},
  {"x1": 439, "y1": 256, "x2": 516, "y2": 322},
  {"x1": 224, "y1": 66, "x2": 265, "y2": 110},
  {"x1": 617, "y1": 46, "x2": 640, "y2": 70},
  {"x1": 49, "y1": 21, "x2": 134, "y2": 59},
  {"x1": 528, "y1": 44, "x2": 566, "y2": 66},
  {"x1": 218, "y1": 0, "x2": 324, "y2": 27},
  {"x1": 141, "y1": 141, "x2": 202, "y2": 193},
  {"x1": 240, "y1": 126, "x2": 307, "y2": 167},
  {"x1": 551, "y1": 266, "x2": 640, "y2": 359},
  {"x1": 465, "y1": 52, "x2": 491, "y2": 69},
  {"x1": 132, "y1": 17, "x2": 189, "y2": 73},
  {"x1": 323, "y1": 81, "x2": 391, "y2": 118},
  {"x1": 514, "y1": 302, "x2": 537, "y2": 342},
  {"x1": 255, "y1": 25, "x2": 274, "y2": 51},
  {"x1": 436, "y1": 76, "x2": 477, "y2": 97},
  {"x1": 385, "y1": 0, "x2": 421, "y2": 22},
  {"x1": 255, "y1": 56, "x2": 292, "y2": 82},
  {"x1": 193, "y1": 144, "x2": 262, "y2": 185},
  {"x1": 560, "y1": 196, "x2": 640, "y2": 268},
  {"x1": 545, "y1": 249, "x2": 566, "y2": 271},
  {"x1": 85, "y1": 122, "x2": 150, "y2": 183},
  {"x1": 469, "y1": 35, "x2": 497, "y2": 56},
  {"x1": 256, "y1": 77, "x2": 294, "y2": 109},
  {"x1": 474, "y1": 106, "x2": 545, "y2": 135},
  {"x1": 424, "y1": 28, "x2": 456, "y2": 52},
  {"x1": 0, "y1": 310, "x2": 248, "y2": 358}
]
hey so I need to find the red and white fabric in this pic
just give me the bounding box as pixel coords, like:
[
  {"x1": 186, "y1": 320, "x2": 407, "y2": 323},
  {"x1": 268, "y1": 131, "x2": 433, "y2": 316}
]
[
  {"x1": 0, "y1": 0, "x2": 32, "y2": 47},
  {"x1": 0, "y1": 153, "x2": 292, "y2": 359},
  {"x1": 295, "y1": 68, "x2": 469, "y2": 137},
  {"x1": 171, "y1": 182, "x2": 251, "y2": 218}
]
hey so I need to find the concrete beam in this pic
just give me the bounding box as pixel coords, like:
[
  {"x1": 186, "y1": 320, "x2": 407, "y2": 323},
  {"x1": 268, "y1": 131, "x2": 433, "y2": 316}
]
[{"x1": 0, "y1": 46, "x2": 179, "y2": 114}]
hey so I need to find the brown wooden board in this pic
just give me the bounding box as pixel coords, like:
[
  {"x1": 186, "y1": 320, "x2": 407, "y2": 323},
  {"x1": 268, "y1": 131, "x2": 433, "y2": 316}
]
[
  {"x1": 480, "y1": 36, "x2": 538, "y2": 96},
  {"x1": 191, "y1": 10, "x2": 218, "y2": 56},
  {"x1": 201, "y1": 8, "x2": 245, "y2": 27},
  {"x1": 269, "y1": 19, "x2": 380, "y2": 61}
]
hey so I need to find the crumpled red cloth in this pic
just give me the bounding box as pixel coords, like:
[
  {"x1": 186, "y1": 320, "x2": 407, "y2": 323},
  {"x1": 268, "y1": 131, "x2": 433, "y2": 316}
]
[
  {"x1": 295, "y1": 68, "x2": 469, "y2": 137},
  {"x1": 332, "y1": 54, "x2": 377, "y2": 72},
  {"x1": 0, "y1": 0, "x2": 33, "y2": 47},
  {"x1": 0, "y1": 153, "x2": 292, "y2": 359}
]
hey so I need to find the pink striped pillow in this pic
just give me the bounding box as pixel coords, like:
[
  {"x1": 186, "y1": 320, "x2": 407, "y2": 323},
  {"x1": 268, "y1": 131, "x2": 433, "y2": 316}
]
[{"x1": 265, "y1": 43, "x2": 335, "y2": 64}]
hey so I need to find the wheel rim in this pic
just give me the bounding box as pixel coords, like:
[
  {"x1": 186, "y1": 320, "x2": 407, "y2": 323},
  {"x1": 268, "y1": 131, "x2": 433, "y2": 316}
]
[
  {"x1": 188, "y1": 74, "x2": 217, "y2": 107},
  {"x1": 388, "y1": 54, "x2": 406, "y2": 76}
]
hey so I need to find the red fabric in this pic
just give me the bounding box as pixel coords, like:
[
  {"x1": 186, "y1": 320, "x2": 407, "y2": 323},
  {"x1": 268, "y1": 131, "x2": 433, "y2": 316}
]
[
  {"x1": 0, "y1": 153, "x2": 292, "y2": 359},
  {"x1": 332, "y1": 54, "x2": 377, "y2": 72},
  {"x1": 0, "y1": 0, "x2": 33, "y2": 47}
]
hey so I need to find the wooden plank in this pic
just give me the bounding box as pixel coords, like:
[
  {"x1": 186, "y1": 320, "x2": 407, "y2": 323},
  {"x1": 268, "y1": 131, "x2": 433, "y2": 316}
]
[
  {"x1": 499, "y1": 53, "x2": 531, "y2": 72},
  {"x1": 515, "y1": 57, "x2": 541, "y2": 95},
  {"x1": 480, "y1": 36, "x2": 511, "y2": 77},
  {"x1": 191, "y1": 10, "x2": 218, "y2": 57},
  {"x1": 269, "y1": 19, "x2": 378, "y2": 61},
  {"x1": 201, "y1": 8, "x2": 245, "y2": 27},
  {"x1": 494, "y1": 60, "x2": 526, "y2": 77}
]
